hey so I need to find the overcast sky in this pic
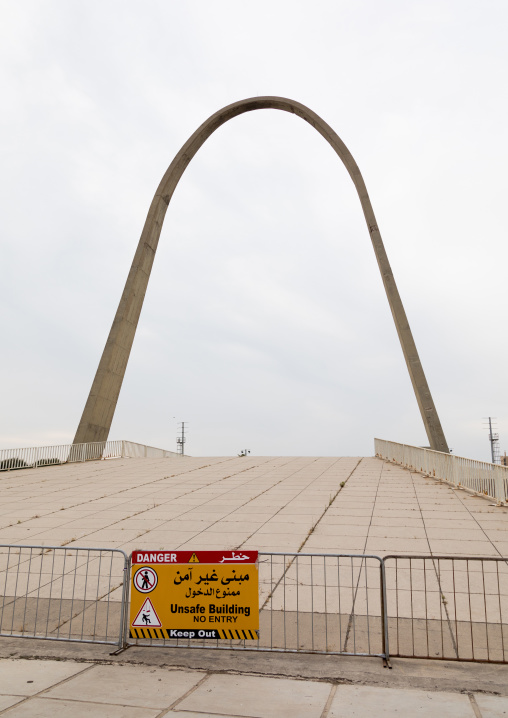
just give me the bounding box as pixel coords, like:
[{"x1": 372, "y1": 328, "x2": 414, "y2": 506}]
[{"x1": 1, "y1": 1, "x2": 507, "y2": 460}]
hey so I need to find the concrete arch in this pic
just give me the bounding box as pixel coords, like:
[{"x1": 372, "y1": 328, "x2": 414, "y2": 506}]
[{"x1": 73, "y1": 97, "x2": 449, "y2": 453}]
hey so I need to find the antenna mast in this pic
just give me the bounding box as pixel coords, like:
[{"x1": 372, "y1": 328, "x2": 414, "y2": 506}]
[
  {"x1": 484, "y1": 417, "x2": 500, "y2": 464},
  {"x1": 176, "y1": 421, "x2": 186, "y2": 456}
]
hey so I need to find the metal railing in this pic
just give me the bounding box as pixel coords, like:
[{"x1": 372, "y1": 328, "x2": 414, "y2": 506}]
[
  {"x1": 121, "y1": 441, "x2": 180, "y2": 459},
  {"x1": 375, "y1": 438, "x2": 508, "y2": 505},
  {"x1": 126, "y1": 552, "x2": 389, "y2": 660},
  {"x1": 385, "y1": 555, "x2": 508, "y2": 663},
  {"x1": 0, "y1": 545, "x2": 128, "y2": 646},
  {"x1": 0, "y1": 440, "x2": 180, "y2": 471},
  {"x1": 1, "y1": 544, "x2": 506, "y2": 664}
]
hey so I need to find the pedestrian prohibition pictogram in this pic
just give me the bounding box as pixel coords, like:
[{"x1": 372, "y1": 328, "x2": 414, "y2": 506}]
[
  {"x1": 129, "y1": 550, "x2": 259, "y2": 640},
  {"x1": 132, "y1": 598, "x2": 162, "y2": 627},
  {"x1": 133, "y1": 566, "x2": 158, "y2": 593}
]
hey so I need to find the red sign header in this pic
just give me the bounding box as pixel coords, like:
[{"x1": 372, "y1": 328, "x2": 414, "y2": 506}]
[{"x1": 131, "y1": 550, "x2": 258, "y2": 565}]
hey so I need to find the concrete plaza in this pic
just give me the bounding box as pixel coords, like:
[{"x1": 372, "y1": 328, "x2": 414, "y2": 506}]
[
  {"x1": 1, "y1": 454, "x2": 508, "y2": 715},
  {"x1": 1, "y1": 455, "x2": 507, "y2": 558},
  {"x1": 1, "y1": 455, "x2": 508, "y2": 655}
]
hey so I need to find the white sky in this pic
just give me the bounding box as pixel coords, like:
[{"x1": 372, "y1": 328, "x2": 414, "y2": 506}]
[{"x1": 1, "y1": 0, "x2": 507, "y2": 460}]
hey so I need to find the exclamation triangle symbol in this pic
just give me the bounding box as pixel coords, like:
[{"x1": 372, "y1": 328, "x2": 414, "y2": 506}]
[
  {"x1": 132, "y1": 598, "x2": 162, "y2": 627},
  {"x1": 189, "y1": 553, "x2": 200, "y2": 563}
]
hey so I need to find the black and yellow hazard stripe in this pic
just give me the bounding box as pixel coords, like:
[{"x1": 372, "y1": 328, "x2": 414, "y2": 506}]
[
  {"x1": 217, "y1": 629, "x2": 257, "y2": 640},
  {"x1": 129, "y1": 628, "x2": 166, "y2": 639}
]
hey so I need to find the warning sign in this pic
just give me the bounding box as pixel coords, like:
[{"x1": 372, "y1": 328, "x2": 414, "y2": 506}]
[
  {"x1": 130, "y1": 550, "x2": 259, "y2": 640},
  {"x1": 132, "y1": 598, "x2": 162, "y2": 627}
]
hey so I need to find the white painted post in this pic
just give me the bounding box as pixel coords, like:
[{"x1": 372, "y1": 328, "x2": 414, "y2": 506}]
[{"x1": 494, "y1": 466, "x2": 505, "y2": 506}]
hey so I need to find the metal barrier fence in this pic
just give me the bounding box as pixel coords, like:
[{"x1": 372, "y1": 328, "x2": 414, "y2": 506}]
[
  {"x1": 126, "y1": 552, "x2": 389, "y2": 660},
  {"x1": 1, "y1": 545, "x2": 507, "y2": 664},
  {"x1": 0, "y1": 439, "x2": 180, "y2": 471},
  {"x1": 375, "y1": 438, "x2": 508, "y2": 505},
  {"x1": 0, "y1": 545, "x2": 128, "y2": 646},
  {"x1": 385, "y1": 555, "x2": 508, "y2": 663}
]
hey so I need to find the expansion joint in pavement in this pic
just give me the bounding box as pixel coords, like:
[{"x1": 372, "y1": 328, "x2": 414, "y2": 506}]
[
  {"x1": 410, "y1": 470, "x2": 459, "y2": 658},
  {"x1": 259, "y1": 459, "x2": 361, "y2": 611},
  {"x1": 159, "y1": 670, "x2": 210, "y2": 715},
  {"x1": 319, "y1": 683, "x2": 337, "y2": 718},
  {"x1": 468, "y1": 692, "x2": 483, "y2": 718},
  {"x1": 342, "y1": 458, "x2": 384, "y2": 653}
]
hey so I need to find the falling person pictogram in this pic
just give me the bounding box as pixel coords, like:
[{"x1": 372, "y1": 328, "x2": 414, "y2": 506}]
[{"x1": 131, "y1": 598, "x2": 162, "y2": 628}]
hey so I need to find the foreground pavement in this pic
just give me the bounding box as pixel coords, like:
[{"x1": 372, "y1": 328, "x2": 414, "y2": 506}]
[{"x1": 0, "y1": 637, "x2": 508, "y2": 717}]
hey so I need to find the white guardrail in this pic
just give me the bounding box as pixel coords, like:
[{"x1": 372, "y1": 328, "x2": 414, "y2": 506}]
[
  {"x1": 0, "y1": 440, "x2": 180, "y2": 471},
  {"x1": 375, "y1": 438, "x2": 508, "y2": 505}
]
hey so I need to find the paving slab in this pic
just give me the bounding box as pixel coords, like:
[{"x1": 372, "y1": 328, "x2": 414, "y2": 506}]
[
  {"x1": 0, "y1": 657, "x2": 88, "y2": 695},
  {"x1": 474, "y1": 693, "x2": 508, "y2": 717},
  {"x1": 492, "y1": 542, "x2": 508, "y2": 555},
  {"x1": 176, "y1": 674, "x2": 332, "y2": 718},
  {"x1": 367, "y1": 526, "x2": 427, "y2": 539},
  {"x1": 171, "y1": 712, "x2": 232, "y2": 718},
  {"x1": 428, "y1": 540, "x2": 498, "y2": 556},
  {"x1": 44, "y1": 663, "x2": 204, "y2": 708},
  {"x1": 2, "y1": 697, "x2": 160, "y2": 718},
  {"x1": 327, "y1": 684, "x2": 474, "y2": 717}
]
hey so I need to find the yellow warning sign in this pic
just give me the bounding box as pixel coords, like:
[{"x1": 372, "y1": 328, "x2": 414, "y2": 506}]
[{"x1": 129, "y1": 550, "x2": 259, "y2": 640}]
